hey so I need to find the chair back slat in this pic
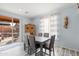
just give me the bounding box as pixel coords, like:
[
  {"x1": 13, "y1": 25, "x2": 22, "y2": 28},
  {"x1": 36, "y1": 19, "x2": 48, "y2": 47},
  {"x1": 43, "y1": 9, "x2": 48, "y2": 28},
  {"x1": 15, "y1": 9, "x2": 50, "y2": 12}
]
[
  {"x1": 38, "y1": 33, "x2": 42, "y2": 37},
  {"x1": 49, "y1": 35, "x2": 55, "y2": 49},
  {"x1": 28, "y1": 35, "x2": 36, "y2": 50},
  {"x1": 44, "y1": 33, "x2": 49, "y2": 37}
]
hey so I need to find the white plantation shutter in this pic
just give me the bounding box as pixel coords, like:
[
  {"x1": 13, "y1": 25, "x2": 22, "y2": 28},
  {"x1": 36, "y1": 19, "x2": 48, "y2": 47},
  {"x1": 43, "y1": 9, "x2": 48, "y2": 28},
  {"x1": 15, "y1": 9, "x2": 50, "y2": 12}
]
[
  {"x1": 39, "y1": 15, "x2": 58, "y2": 39},
  {"x1": 50, "y1": 15, "x2": 58, "y2": 39},
  {"x1": 40, "y1": 17, "x2": 50, "y2": 33}
]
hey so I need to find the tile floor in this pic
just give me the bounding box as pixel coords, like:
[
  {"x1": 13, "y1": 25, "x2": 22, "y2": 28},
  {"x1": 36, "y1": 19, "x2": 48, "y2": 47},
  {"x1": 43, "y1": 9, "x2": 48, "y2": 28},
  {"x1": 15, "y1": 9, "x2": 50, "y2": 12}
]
[{"x1": 24, "y1": 45, "x2": 79, "y2": 56}]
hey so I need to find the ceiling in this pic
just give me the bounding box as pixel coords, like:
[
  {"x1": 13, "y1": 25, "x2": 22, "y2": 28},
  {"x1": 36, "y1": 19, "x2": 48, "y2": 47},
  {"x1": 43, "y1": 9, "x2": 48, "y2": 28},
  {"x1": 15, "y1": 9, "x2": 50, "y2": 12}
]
[{"x1": 0, "y1": 3, "x2": 75, "y2": 18}]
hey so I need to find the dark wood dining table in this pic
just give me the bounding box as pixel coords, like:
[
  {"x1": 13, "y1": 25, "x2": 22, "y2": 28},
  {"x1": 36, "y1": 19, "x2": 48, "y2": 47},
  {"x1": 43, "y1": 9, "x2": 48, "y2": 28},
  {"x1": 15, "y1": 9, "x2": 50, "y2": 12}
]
[{"x1": 35, "y1": 37, "x2": 50, "y2": 56}]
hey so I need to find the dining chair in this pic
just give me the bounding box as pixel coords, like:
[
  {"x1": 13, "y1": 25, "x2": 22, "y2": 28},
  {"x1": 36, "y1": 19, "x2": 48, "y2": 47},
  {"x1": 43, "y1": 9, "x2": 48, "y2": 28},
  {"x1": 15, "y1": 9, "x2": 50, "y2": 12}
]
[
  {"x1": 44, "y1": 33, "x2": 49, "y2": 37},
  {"x1": 38, "y1": 33, "x2": 42, "y2": 37},
  {"x1": 43, "y1": 35, "x2": 55, "y2": 56},
  {"x1": 27, "y1": 35, "x2": 40, "y2": 55}
]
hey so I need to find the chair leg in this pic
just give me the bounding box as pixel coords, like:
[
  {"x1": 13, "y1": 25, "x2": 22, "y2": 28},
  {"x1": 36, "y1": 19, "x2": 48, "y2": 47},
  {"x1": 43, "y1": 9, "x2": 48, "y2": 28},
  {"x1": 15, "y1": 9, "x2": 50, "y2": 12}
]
[
  {"x1": 53, "y1": 48, "x2": 55, "y2": 56},
  {"x1": 35, "y1": 49, "x2": 37, "y2": 56},
  {"x1": 29, "y1": 48, "x2": 31, "y2": 55},
  {"x1": 45, "y1": 48, "x2": 46, "y2": 53},
  {"x1": 28, "y1": 47, "x2": 32, "y2": 55},
  {"x1": 49, "y1": 50, "x2": 51, "y2": 56},
  {"x1": 28, "y1": 47, "x2": 30, "y2": 54}
]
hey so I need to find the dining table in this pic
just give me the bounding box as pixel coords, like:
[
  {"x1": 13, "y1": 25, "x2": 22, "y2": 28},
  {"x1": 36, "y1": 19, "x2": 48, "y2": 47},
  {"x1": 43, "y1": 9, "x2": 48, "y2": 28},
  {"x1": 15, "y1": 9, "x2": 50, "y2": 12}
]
[{"x1": 35, "y1": 37, "x2": 50, "y2": 56}]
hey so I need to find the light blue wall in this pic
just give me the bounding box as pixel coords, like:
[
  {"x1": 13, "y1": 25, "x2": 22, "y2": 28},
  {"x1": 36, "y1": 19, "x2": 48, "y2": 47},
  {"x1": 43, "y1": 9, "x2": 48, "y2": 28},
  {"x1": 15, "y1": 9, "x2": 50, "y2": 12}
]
[
  {"x1": 32, "y1": 16, "x2": 41, "y2": 33},
  {"x1": 57, "y1": 5, "x2": 79, "y2": 51}
]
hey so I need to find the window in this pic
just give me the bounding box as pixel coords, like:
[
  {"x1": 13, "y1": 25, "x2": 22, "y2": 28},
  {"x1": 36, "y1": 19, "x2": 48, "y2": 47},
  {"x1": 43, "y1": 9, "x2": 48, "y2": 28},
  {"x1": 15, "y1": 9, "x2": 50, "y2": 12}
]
[
  {"x1": 50, "y1": 15, "x2": 58, "y2": 39},
  {"x1": 0, "y1": 17, "x2": 19, "y2": 46},
  {"x1": 40, "y1": 17, "x2": 50, "y2": 33},
  {"x1": 39, "y1": 15, "x2": 58, "y2": 39}
]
